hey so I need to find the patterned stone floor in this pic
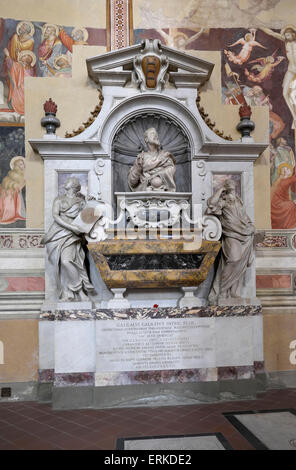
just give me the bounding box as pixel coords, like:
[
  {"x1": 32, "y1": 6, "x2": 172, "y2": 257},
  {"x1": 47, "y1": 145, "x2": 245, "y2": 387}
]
[{"x1": 0, "y1": 388, "x2": 295, "y2": 450}]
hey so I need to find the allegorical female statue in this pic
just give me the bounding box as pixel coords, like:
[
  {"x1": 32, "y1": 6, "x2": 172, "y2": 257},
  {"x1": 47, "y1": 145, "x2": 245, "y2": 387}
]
[
  {"x1": 42, "y1": 177, "x2": 95, "y2": 302},
  {"x1": 128, "y1": 127, "x2": 176, "y2": 192},
  {"x1": 206, "y1": 179, "x2": 255, "y2": 303}
]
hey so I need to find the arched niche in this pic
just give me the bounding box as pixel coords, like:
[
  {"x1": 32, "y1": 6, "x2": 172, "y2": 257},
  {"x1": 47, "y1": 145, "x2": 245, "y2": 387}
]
[{"x1": 112, "y1": 113, "x2": 191, "y2": 194}]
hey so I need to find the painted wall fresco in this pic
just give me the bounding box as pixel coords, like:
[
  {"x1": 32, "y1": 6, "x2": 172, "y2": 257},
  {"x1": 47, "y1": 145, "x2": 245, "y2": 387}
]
[
  {"x1": 0, "y1": 17, "x2": 106, "y2": 123},
  {"x1": 134, "y1": 25, "x2": 296, "y2": 230},
  {"x1": 134, "y1": 0, "x2": 290, "y2": 30},
  {"x1": 220, "y1": 27, "x2": 296, "y2": 230},
  {"x1": 0, "y1": 126, "x2": 25, "y2": 228},
  {"x1": 0, "y1": 16, "x2": 106, "y2": 229}
]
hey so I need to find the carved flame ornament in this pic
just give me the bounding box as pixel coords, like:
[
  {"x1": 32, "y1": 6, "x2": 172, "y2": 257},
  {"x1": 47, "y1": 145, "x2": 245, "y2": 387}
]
[
  {"x1": 239, "y1": 104, "x2": 252, "y2": 119},
  {"x1": 41, "y1": 98, "x2": 60, "y2": 134},
  {"x1": 43, "y1": 98, "x2": 58, "y2": 114}
]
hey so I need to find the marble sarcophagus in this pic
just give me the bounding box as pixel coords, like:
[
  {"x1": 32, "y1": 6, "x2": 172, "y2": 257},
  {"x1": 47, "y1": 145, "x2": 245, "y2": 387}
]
[{"x1": 88, "y1": 239, "x2": 221, "y2": 289}]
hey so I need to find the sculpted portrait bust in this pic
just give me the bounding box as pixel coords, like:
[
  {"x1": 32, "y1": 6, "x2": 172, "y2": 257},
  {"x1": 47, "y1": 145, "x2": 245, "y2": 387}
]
[{"x1": 128, "y1": 127, "x2": 176, "y2": 192}]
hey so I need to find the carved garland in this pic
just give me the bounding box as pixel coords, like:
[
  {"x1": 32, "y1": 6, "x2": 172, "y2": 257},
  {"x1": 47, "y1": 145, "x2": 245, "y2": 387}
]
[
  {"x1": 196, "y1": 95, "x2": 232, "y2": 141},
  {"x1": 65, "y1": 90, "x2": 104, "y2": 138},
  {"x1": 64, "y1": 90, "x2": 231, "y2": 140}
]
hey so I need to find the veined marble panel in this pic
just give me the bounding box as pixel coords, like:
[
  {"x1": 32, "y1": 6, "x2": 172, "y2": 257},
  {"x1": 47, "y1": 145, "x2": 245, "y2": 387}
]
[
  {"x1": 40, "y1": 305, "x2": 262, "y2": 321},
  {"x1": 218, "y1": 365, "x2": 255, "y2": 381},
  {"x1": 54, "y1": 372, "x2": 95, "y2": 387},
  {"x1": 38, "y1": 369, "x2": 54, "y2": 383},
  {"x1": 95, "y1": 367, "x2": 219, "y2": 386},
  {"x1": 89, "y1": 240, "x2": 220, "y2": 289}
]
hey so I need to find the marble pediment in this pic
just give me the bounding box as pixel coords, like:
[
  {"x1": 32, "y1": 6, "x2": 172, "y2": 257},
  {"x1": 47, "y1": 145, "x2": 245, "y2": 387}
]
[
  {"x1": 86, "y1": 39, "x2": 214, "y2": 90},
  {"x1": 30, "y1": 40, "x2": 268, "y2": 163}
]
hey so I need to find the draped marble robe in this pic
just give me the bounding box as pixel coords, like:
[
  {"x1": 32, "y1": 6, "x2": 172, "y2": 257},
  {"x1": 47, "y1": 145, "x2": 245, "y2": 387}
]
[
  {"x1": 128, "y1": 150, "x2": 176, "y2": 192},
  {"x1": 206, "y1": 192, "x2": 255, "y2": 302},
  {"x1": 42, "y1": 195, "x2": 95, "y2": 301}
]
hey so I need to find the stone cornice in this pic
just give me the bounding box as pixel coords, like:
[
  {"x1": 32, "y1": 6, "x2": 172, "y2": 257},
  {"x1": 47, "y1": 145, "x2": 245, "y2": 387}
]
[
  {"x1": 197, "y1": 141, "x2": 268, "y2": 162},
  {"x1": 86, "y1": 39, "x2": 214, "y2": 89},
  {"x1": 29, "y1": 139, "x2": 107, "y2": 160}
]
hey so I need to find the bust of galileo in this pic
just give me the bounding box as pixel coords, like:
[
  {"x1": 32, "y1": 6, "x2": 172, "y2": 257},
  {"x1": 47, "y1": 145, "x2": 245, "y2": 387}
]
[{"x1": 128, "y1": 127, "x2": 176, "y2": 192}]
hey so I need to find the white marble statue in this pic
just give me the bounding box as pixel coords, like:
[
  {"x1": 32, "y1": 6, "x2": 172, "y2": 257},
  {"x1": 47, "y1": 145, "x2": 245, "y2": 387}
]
[
  {"x1": 42, "y1": 177, "x2": 96, "y2": 301},
  {"x1": 206, "y1": 179, "x2": 255, "y2": 303},
  {"x1": 128, "y1": 127, "x2": 176, "y2": 192}
]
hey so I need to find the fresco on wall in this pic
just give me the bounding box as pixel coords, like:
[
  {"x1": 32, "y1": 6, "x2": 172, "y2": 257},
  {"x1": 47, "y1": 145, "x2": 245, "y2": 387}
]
[
  {"x1": 0, "y1": 126, "x2": 26, "y2": 227},
  {"x1": 134, "y1": 0, "x2": 287, "y2": 30},
  {"x1": 134, "y1": 23, "x2": 296, "y2": 230},
  {"x1": 220, "y1": 27, "x2": 296, "y2": 229},
  {"x1": 0, "y1": 17, "x2": 106, "y2": 123}
]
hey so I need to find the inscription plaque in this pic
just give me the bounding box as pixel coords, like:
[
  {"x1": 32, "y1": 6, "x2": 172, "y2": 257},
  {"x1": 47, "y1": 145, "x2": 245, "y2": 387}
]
[{"x1": 96, "y1": 318, "x2": 215, "y2": 372}]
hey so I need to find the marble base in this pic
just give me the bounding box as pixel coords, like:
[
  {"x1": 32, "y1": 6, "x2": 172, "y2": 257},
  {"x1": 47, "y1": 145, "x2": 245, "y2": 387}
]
[
  {"x1": 41, "y1": 301, "x2": 94, "y2": 311},
  {"x1": 39, "y1": 305, "x2": 264, "y2": 410},
  {"x1": 0, "y1": 381, "x2": 38, "y2": 402},
  {"x1": 107, "y1": 288, "x2": 130, "y2": 308},
  {"x1": 178, "y1": 287, "x2": 206, "y2": 308},
  {"x1": 41, "y1": 306, "x2": 263, "y2": 375},
  {"x1": 217, "y1": 297, "x2": 261, "y2": 307},
  {"x1": 56, "y1": 301, "x2": 94, "y2": 310},
  {"x1": 50, "y1": 378, "x2": 266, "y2": 409}
]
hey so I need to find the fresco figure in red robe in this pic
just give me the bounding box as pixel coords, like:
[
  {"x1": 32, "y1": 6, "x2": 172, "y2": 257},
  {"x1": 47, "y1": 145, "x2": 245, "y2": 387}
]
[
  {"x1": 0, "y1": 156, "x2": 26, "y2": 225},
  {"x1": 271, "y1": 163, "x2": 296, "y2": 229},
  {"x1": 3, "y1": 48, "x2": 36, "y2": 115},
  {"x1": 59, "y1": 26, "x2": 89, "y2": 54}
]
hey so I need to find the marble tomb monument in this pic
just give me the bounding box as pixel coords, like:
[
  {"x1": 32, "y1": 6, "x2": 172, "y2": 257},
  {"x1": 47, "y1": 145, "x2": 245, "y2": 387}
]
[{"x1": 30, "y1": 39, "x2": 268, "y2": 409}]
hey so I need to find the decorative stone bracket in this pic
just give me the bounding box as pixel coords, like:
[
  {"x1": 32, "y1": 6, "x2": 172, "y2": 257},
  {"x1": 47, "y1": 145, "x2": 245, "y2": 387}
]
[{"x1": 86, "y1": 192, "x2": 222, "y2": 243}]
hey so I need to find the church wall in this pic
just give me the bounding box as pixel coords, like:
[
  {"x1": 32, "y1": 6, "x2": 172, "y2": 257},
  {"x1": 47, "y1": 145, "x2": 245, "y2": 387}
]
[
  {"x1": 0, "y1": 0, "x2": 107, "y2": 230},
  {"x1": 24, "y1": 45, "x2": 106, "y2": 228},
  {"x1": 0, "y1": 320, "x2": 38, "y2": 382},
  {"x1": 0, "y1": 0, "x2": 106, "y2": 396},
  {"x1": 0, "y1": 0, "x2": 106, "y2": 29},
  {"x1": 264, "y1": 313, "x2": 296, "y2": 372}
]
